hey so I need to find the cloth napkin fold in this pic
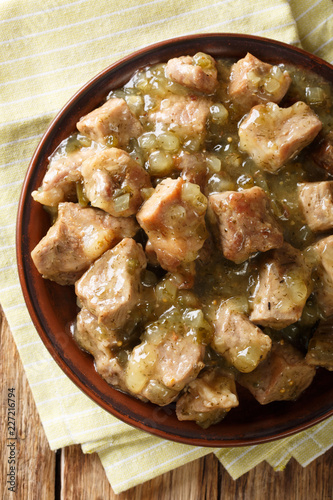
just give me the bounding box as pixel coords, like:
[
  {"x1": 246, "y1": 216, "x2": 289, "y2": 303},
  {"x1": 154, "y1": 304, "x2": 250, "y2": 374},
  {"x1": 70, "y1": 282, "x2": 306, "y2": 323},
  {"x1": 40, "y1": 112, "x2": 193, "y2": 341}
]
[{"x1": 1, "y1": 0, "x2": 333, "y2": 493}]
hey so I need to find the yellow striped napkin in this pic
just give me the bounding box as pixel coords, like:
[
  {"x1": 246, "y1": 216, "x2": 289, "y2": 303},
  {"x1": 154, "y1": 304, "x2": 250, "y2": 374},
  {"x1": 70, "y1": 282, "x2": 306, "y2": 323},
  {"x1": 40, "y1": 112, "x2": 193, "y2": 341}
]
[{"x1": 1, "y1": 0, "x2": 333, "y2": 493}]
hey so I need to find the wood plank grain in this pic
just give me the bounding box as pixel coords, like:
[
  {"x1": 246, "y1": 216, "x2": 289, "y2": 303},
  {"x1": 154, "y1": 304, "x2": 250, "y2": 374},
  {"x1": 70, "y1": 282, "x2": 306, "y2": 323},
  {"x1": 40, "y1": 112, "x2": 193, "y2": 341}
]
[
  {"x1": 217, "y1": 452, "x2": 333, "y2": 500},
  {"x1": 61, "y1": 445, "x2": 217, "y2": 500},
  {"x1": 0, "y1": 305, "x2": 56, "y2": 500},
  {"x1": 61, "y1": 442, "x2": 333, "y2": 500}
]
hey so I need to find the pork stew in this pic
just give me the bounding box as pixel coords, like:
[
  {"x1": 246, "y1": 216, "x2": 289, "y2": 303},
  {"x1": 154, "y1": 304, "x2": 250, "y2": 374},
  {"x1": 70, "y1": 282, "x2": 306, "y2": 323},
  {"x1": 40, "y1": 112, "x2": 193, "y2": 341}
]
[{"x1": 31, "y1": 51, "x2": 333, "y2": 428}]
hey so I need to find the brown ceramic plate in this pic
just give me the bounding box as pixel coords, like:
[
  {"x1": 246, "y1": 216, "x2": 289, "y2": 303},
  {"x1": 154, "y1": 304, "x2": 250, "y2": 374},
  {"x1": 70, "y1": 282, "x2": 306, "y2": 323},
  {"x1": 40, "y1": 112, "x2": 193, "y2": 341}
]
[{"x1": 16, "y1": 33, "x2": 333, "y2": 447}]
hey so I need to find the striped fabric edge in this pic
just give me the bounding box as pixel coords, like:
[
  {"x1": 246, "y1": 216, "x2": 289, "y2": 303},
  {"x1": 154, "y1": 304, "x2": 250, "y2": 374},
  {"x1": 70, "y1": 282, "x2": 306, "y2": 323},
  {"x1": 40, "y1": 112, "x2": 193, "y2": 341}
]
[
  {"x1": 99, "y1": 438, "x2": 212, "y2": 494},
  {"x1": 0, "y1": 0, "x2": 298, "y2": 125},
  {"x1": 289, "y1": 0, "x2": 333, "y2": 63}
]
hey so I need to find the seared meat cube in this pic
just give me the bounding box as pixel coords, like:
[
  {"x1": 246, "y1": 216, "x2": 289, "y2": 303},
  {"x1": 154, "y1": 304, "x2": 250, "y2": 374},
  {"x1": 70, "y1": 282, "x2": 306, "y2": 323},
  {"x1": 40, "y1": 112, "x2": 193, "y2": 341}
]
[
  {"x1": 238, "y1": 341, "x2": 316, "y2": 404},
  {"x1": 212, "y1": 300, "x2": 272, "y2": 373},
  {"x1": 306, "y1": 318, "x2": 333, "y2": 371},
  {"x1": 76, "y1": 97, "x2": 143, "y2": 147},
  {"x1": 208, "y1": 186, "x2": 283, "y2": 263},
  {"x1": 229, "y1": 53, "x2": 291, "y2": 111},
  {"x1": 74, "y1": 307, "x2": 126, "y2": 388},
  {"x1": 137, "y1": 177, "x2": 208, "y2": 272},
  {"x1": 75, "y1": 238, "x2": 147, "y2": 329},
  {"x1": 176, "y1": 368, "x2": 238, "y2": 429},
  {"x1": 166, "y1": 53, "x2": 218, "y2": 94},
  {"x1": 81, "y1": 147, "x2": 151, "y2": 217},
  {"x1": 32, "y1": 147, "x2": 96, "y2": 207},
  {"x1": 31, "y1": 202, "x2": 137, "y2": 285},
  {"x1": 312, "y1": 235, "x2": 333, "y2": 316},
  {"x1": 125, "y1": 306, "x2": 205, "y2": 406},
  {"x1": 175, "y1": 151, "x2": 209, "y2": 190},
  {"x1": 239, "y1": 101, "x2": 322, "y2": 172},
  {"x1": 298, "y1": 181, "x2": 333, "y2": 232},
  {"x1": 312, "y1": 131, "x2": 333, "y2": 175},
  {"x1": 150, "y1": 94, "x2": 211, "y2": 138},
  {"x1": 250, "y1": 243, "x2": 312, "y2": 329}
]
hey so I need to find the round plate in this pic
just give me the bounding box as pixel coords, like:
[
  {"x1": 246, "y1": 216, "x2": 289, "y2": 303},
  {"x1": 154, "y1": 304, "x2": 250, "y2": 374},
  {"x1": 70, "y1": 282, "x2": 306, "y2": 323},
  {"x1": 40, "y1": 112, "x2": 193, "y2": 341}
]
[{"x1": 16, "y1": 33, "x2": 333, "y2": 447}]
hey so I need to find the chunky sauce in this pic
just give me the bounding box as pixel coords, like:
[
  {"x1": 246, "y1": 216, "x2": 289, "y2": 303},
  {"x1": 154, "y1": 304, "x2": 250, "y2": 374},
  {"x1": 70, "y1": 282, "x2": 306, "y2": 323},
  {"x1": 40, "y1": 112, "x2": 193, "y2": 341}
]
[{"x1": 31, "y1": 52, "x2": 333, "y2": 428}]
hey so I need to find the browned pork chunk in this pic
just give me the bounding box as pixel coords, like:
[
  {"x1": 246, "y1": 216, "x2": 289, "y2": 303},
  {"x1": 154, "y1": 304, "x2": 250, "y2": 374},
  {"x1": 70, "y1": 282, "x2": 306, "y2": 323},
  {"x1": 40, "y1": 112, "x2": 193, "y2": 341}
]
[
  {"x1": 298, "y1": 181, "x2": 333, "y2": 232},
  {"x1": 175, "y1": 151, "x2": 209, "y2": 190},
  {"x1": 176, "y1": 368, "x2": 239, "y2": 428},
  {"x1": 137, "y1": 177, "x2": 208, "y2": 272},
  {"x1": 31, "y1": 147, "x2": 97, "y2": 207},
  {"x1": 306, "y1": 318, "x2": 333, "y2": 371},
  {"x1": 312, "y1": 131, "x2": 333, "y2": 175},
  {"x1": 212, "y1": 300, "x2": 272, "y2": 373},
  {"x1": 74, "y1": 307, "x2": 126, "y2": 388},
  {"x1": 125, "y1": 308, "x2": 205, "y2": 406},
  {"x1": 239, "y1": 101, "x2": 322, "y2": 172},
  {"x1": 166, "y1": 53, "x2": 218, "y2": 94},
  {"x1": 31, "y1": 202, "x2": 138, "y2": 285},
  {"x1": 229, "y1": 52, "x2": 291, "y2": 111},
  {"x1": 238, "y1": 341, "x2": 316, "y2": 404},
  {"x1": 81, "y1": 147, "x2": 151, "y2": 217},
  {"x1": 75, "y1": 238, "x2": 147, "y2": 329},
  {"x1": 250, "y1": 243, "x2": 312, "y2": 329},
  {"x1": 149, "y1": 94, "x2": 212, "y2": 138},
  {"x1": 76, "y1": 97, "x2": 143, "y2": 147},
  {"x1": 208, "y1": 186, "x2": 283, "y2": 263},
  {"x1": 312, "y1": 235, "x2": 333, "y2": 316}
]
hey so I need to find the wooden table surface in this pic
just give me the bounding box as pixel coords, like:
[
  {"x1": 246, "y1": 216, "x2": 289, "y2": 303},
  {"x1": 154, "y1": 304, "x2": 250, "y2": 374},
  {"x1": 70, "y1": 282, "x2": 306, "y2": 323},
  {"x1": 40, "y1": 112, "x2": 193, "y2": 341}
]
[{"x1": 1, "y1": 304, "x2": 332, "y2": 500}]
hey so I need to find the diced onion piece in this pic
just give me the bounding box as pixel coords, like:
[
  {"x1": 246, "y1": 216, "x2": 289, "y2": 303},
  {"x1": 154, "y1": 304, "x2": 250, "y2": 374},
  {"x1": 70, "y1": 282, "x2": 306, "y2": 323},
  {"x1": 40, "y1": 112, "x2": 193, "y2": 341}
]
[
  {"x1": 177, "y1": 290, "x2": 200, "y2": 309},
  {"x1": 193, "y1": 52, "x2": 215, "y2": 70},
  {"x1": 113, "y1": 193, "x2": 130, "y2": 213},
  {"x1": 247, "y1": 70, "x2": 261, "y2": 85},
  {"x1": 234, "y1": 345, "x2": 264, "y2": 373},
  {"x1": 125, "y1": 343, "x2": 157, "y2": 393},
  {"x1": 270, "y1": 65, "x2": 283, "y2": 79},
  {"x1": 135, "y1": 75, "x2": 150, "y2": 91},
  {"x1": 303, "y1": 246, "x2": 320, "y2": 268},
  {"x1": 305, "y1": 86, "x2": 326, "y2": 105},
  {"x1": 143, "y1": 95, "x2": 156, "y2": 111},
  {"x1": 125, "y1": 95, "x2": 144, "y2": 115},
  {"x1": 148, "y1": 150, "x2": 173, "y2": 175},
  {"x1": 210, "y1": 103, "x2": 228, "y2": 124},
  {"x1": 225, "y1": 296, "x2": 249, "y2": 315},
  {"x1": 157, "y1": 132, "x2": 180, "y2": 152},
  {"x1": 184, "y1": 308, "x2": 205, "y2": 329},
  {"x1": 206, "y1": 154, "x2": 221, "y2": 173},
  {"x1": 181, "y1": 182, "x2": 207, "y2": 215},
  {"x1": 183, "y1": 136, "x2": 202, "y2": 152},
  {"x1": 167, "y1": 204, "x2": 187, "y2": 221},
  {"x1": 164, "y1": 278, "x2": 178, "y2": 298},
  {"x1": 181, "y1": 181, "x2": 201, "y2": 200},
  {"x1": 138, "y1": 132, "x2": 157, "y2": 150},
  {"x1": 285, "y1": 273, "x2": 309, "y2": 305},
  {"x1": 264, "y1": 77, "x2": 281, "y2": 94},
  {"x1": 156, "y1": 278, "x2": 178, "y2": 303}
]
